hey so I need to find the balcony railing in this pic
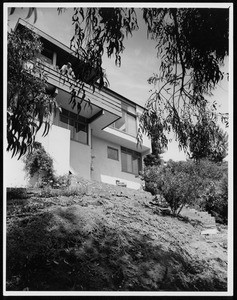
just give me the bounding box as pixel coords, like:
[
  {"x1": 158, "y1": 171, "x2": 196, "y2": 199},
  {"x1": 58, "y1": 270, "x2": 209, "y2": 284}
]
[{"x1": 37, "y1": 60, "x2": 122, "y2": 118}]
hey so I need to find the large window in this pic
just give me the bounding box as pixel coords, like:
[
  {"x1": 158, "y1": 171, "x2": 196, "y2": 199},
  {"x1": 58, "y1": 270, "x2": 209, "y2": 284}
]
[
  {"x1": 121, "y1": 147, "x2": 142, "y2": 175},
  {"x1": 111, "y1": 102, "x2": 137, "y2": 136},
  {"x1": 59, "y1": 108, "x2": 88, "y2": 144}
]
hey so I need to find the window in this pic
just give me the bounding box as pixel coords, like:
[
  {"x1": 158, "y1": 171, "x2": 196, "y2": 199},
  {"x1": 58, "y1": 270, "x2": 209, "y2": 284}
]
[
  {"x1": 111, "y1": 102, "x2": 137, "y2": 136},
  {"x1": 108, "y1": 147, "x2": 119, "y2": 161},
  {"x1": 121, "y1": 147, "x2": 142, "y2": 175},
  {"x1": 59, "y1": 108, "x2": 88, "y2": 144},
  {"x1": 39, "y1": 47, "x2": 54, "y2": 65}
]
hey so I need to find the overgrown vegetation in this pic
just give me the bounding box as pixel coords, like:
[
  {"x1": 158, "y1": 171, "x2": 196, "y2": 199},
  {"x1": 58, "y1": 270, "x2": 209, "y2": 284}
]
[
  {"x1": 23, "y1": 142, "x2": 72, "y2": 189},
  {"x1": 141, "y1": 159, "x2": 228, "y2": 223},
  {"x1": 24, "y1": 142, "x2": 55, "y2": 187},
  {"x1": 7, "y1": 26, "x2": 59, "y2": 158}
]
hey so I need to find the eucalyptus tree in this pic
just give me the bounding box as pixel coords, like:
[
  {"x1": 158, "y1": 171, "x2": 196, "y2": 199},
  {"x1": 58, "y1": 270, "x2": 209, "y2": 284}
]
[
  {"x1": 7, "y1": 26, "x2": 59, "y2": 158},
  {"x1": 7, "y1": 7, "x2": 229, "y2": 159}
]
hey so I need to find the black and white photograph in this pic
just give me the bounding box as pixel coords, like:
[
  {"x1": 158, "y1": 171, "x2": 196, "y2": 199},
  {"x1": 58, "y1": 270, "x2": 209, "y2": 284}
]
[{"x1": 3, "y1": 2, "x2": 233, "y2": 296}]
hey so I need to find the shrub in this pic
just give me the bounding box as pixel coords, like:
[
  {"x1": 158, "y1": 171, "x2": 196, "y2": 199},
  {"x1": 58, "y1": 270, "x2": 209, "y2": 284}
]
[
  {"x1": 39, "y1": 185, "x2": 87, "y2": 198},
  {"x1": 141, "y1": 163, "x2": 202, "y2": 215},
  {"x1": 202, "y1": 175, "x2": 228, "y2": 224},
  {"x1": 7, "y1": 188, "x2": 28, "y2": 200},
  {"x1": 140, "y1": 165, "x2": 160, "y2": 195},
  {"x1": 143, "y1": 154, "x2": 163, "y2": 167},
  {"x1": 141, "y1": 159, "x2": 228, "y2": 217},
  {"x1": 24, "y1": 142, "x2": 55, "y2": 187},
  {"x1": 53, "y1": 174, "x2": 71, "y2": 189}
]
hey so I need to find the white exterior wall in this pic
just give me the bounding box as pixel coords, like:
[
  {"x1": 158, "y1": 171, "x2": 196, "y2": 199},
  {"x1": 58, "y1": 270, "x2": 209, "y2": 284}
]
[
  {"x1": 5, "y1": 124, "x2": 71, "y2": 187},
  {"x1": 91, "y1": 135, "x2": 144, "y2": 190},
  {"x1": 37, "y1": 125, "x2": 70, "y2": 176},
  {"x1": 70, "y1": 140, "x2": 91, "y2": 179},
  {"x1": 4, "y1": 151, "x2": 29, "y2": 187}
]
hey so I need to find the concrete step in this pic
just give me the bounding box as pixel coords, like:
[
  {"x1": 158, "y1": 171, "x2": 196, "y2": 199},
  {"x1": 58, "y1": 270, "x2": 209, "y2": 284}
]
[{"x1": 180, "y1": 207, "x2": 217, "y2": 229}]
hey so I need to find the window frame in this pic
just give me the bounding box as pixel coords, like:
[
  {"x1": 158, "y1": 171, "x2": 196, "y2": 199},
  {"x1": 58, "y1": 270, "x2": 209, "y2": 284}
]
[
  {"x1": 121, "y1": 146, "x2": 142, "y2": 175},
  {"x1": 59, "y1": 108, "x2": 89, "y2": 145},
  {"x1": 107, "y1": 146, "x2": 119, "y2": 161},
  {"x1": 111, "y1": 102, "x2": 137, "y2": 137}
]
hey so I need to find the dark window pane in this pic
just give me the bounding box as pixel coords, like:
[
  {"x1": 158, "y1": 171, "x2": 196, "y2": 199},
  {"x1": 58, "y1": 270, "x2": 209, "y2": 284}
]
[
  {"x1": 69, "y1": 118, "x2": 74, "y2": 127},
  {"x1": 121, "y1": 147, "x2": 142, "y2": 174},
  {"x1": 60, "y1": 114, "x2": 68, "y2": 125},
  {"x1": 108, "y1": 147, "x2": 119, "y2": 160},
  {"x1": 132, "y1": 157, "x2": 139, "y2": 175}
]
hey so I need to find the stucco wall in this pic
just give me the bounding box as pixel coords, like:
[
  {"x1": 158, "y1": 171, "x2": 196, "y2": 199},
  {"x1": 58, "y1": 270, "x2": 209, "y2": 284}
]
[
  {"x1": 5, "y1": 125, "x2": 71, "y2": 187},
  {"x1": 37, "y1": 125, "x2": 70, "y2": 176},
  {"x1": 70, "y1": 140, "x2": 91, "y2": 179},
  {"x1": 4, "y1": 151, "x2": 29, "y2": 187},
  {"x1": 91, "y1": 135, "x2": 143, "y2": 189}
]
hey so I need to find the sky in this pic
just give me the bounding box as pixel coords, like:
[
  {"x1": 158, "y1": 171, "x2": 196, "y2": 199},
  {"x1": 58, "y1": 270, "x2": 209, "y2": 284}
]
[{"x1": 6, "y1": 4, "x2": 231, "y2": 161}]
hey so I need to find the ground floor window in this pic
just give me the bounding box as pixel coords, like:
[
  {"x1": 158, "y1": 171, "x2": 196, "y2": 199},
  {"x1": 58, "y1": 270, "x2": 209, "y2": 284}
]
[
  {"x1": 59, "y1": 108, "x2": 88, "y2": 144},
  {"x1": 121, "y1": 146, "x2": 142, "y2": 175},
  {"x1": 107, "y1": 146, "x2": 119, "y2": 161}
]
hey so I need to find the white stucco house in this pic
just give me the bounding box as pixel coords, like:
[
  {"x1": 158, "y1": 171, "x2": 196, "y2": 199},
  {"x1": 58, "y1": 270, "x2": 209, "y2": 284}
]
[{"x1": 5, "y1": 18, "x2": 151, "y2": 190}]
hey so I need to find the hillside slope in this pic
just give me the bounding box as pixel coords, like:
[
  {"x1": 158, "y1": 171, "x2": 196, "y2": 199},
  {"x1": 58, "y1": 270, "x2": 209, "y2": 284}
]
[{"x1": 6, "y1": 178, "x2": 228, "y2": 291}]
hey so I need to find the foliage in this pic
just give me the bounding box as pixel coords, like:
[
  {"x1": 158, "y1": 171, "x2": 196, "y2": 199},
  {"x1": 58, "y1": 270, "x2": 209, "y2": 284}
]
[
  {"x1": 7, "y1": 188, "x2": 28, "y2": 200},
  {"x1": 143, "y1": 153, "x2": 163, "y2": 167},
  {"x1": 141, "y1": 159, "x2": 228, "y2": 217},
  {"x1": 138, "y1": 8, "x2": 229, "y2": 155},
  {"x1": 8, "y1": 7, "x2": 229, "y2": 159},
  {"x1": 53, "y1": 174, "x2": 71, "y2": 188},
  {"x1": 200, "y1": 175, "x2": 228, "y2": 224},
  {"x1": 24, "y1": 142, "x2": 55, "y2": 187},
  {"x1": 141, "y1": 161, "x2": 202, "y2": 215},
  {"x1": 189, "y1": 118, "x2": 228, "y2": 162},
  {"x1": 7, "y1": 26, "x2": 59, "y2": 159},
  {"x1": 39, "y1": 185, "x2": 87, "y2": 198}
]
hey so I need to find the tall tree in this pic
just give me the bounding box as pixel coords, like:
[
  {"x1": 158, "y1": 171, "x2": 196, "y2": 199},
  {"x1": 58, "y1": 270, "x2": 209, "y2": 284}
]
[
  {"x1": 137, "y1": 8, "x2": 229, "y2": 155},
  {"x1": 7, "y1": 26, "x2": 59, "y2": 158}
]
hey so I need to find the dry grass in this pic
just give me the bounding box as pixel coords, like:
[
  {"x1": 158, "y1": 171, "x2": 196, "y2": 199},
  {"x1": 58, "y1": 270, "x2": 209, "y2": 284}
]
[{"x1": 6, "y1": 181, "x2": 228, "y2": 292}]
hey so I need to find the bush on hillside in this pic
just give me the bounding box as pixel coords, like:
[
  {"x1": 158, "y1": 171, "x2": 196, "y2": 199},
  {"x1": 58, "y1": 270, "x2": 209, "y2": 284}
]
[
  {"x1": 200, "y1": 175, "x2": 228, "y2": 224},
  {"x1": 141, "y1": 159, "x2": 228, "y2": 218},
  {"x1": 24, "y1": 143, "x2": 72, "y2": 189},
  {"x1": 24, "y1": 142, "x2": 55, "y2": 187},
  {"x1": 52, "y1": 174, "x2": 71, "y2": 188},
  {"x1": 7, "y1": 188, "x2": 28, "y2": 200},
  {"x1": 141, "y1": 162, "x2": 202, "y2": 215}
]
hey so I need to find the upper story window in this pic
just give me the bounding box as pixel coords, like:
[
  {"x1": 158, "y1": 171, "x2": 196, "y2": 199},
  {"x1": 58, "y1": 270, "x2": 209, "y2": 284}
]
[
  {"x1": 111, "y1": 102, "x2": 137, "y2": 136},
  {"x1": 38, "y1": 46, "x2": 54, "y2": 65},
  {"x1": 59, "y1": 108, "x2": 88, "y2": 145}
]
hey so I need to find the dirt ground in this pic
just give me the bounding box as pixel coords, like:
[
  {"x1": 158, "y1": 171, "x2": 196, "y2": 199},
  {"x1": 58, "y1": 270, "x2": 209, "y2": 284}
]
[{"x1": 6, "y1": 178, "x2": 228, "y2": 292}]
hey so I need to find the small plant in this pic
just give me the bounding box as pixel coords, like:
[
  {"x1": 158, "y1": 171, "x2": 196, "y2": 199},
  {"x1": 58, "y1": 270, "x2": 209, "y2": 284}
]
[
  {"x1": 7, "y1": 188, "x2": 28, "y2": 200},
  {"x1": 53, "y1": 174, "x2": 71, "y2": 188},
  {"x1": 39, "y1": 185, "x2": 87, "y2": 198},
  {"x1": 24, "y1": 142, "x2": 55, "y2": 187}
]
